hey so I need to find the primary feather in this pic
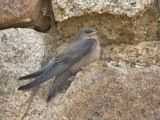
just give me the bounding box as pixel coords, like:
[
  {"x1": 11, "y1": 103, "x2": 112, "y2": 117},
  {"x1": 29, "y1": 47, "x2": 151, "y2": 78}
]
[{"x1": 18, "y1": 39, "x2": 95, "y2": 90}]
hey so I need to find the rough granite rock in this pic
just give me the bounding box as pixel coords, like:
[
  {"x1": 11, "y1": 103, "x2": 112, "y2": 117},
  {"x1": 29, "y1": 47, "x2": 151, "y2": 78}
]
[
  {"x1": 54, "y1": 61, "x2": 160, "y2": 120},
  {"x1": 0, "y1": 0, "x2": 160, "y2": 118},
  {"x1": 0, "y1": 0, "x2": 51, "y2": 32},
  {"x1": 51, "y1": 0, "x2": 159, "y2": 45},
  {"x1": 0, "y1": 28, "x2": 58, "y2": 78},
  {"x1": 102, "y1": 41, "x2": 160, "y2": 69},
  {"x1": 0, "y1": 28, "x2": 61, "y2": 120},
  {"x1": 52, "y1": 0, "x2": 153, "y2": 22},
  {"x1": 157, "y1": 0, "x2": 160, "y2": 17}
]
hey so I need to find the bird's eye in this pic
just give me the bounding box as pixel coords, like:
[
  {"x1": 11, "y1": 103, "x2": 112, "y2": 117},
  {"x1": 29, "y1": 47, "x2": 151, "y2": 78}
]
[{"x1": 85, "y1": 31, "x2": 92, "y2": 34}]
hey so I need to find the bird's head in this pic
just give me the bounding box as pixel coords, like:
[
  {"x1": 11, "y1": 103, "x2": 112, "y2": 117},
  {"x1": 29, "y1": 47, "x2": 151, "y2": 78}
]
[{"x1": 75, "y1": 27, "x2": 98, "y2": 40}]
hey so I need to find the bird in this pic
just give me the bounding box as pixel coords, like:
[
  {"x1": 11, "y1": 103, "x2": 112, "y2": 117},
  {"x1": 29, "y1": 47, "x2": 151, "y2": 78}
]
[{"x1": 18, "y1": 27, "x2": 101, "y2": 101}]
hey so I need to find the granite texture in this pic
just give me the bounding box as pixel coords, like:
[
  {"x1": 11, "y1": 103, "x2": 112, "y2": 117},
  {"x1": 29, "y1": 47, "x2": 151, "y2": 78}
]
[
  {"x1": 0, "y1": 0, "x2": 51, "y2": 32},
  {"x1": 52, "y1": 0, "x2": 159, "y2": 46},
  {"x1": 0, "y1": 0, "x2": 160, "y2": 119},
  {"x1": 102, "y1": 41, "x2": 160, "y2": 69},
  {"x1": 0, "y1": 28, "x2": 59, "y2": 120},
  {"x1": 52, "y1": 0, "x2": 153, "y2": 22},
  {"x1": 54, "y1": 61, "x2": 160, "y2": 120}
]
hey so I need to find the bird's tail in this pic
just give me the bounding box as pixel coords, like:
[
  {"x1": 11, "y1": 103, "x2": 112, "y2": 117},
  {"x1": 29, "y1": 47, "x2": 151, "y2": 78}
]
[
  {"x1": 47, "y1": 71, "x2": 72, "y2": 101},
  {"x1": 18, "y1": 62, "x2": 55, "y2": 80}
]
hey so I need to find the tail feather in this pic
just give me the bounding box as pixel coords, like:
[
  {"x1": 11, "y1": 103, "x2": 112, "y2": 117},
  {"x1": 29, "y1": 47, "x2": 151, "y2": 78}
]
[
  {"x1": 18, "y1": 62, "x2": 55, "y2": 80},
  {"x1": 47, "y1": 71, "x2": 72, "y2": 102}
]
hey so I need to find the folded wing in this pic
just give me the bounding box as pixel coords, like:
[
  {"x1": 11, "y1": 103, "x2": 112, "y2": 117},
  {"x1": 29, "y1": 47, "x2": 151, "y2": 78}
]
[
  {"x1": 18, "y1": 62, "x2": 55, "y2": 80},
  {"x1": 18, "y1": 39, "x2": 95, "y2": 90}
]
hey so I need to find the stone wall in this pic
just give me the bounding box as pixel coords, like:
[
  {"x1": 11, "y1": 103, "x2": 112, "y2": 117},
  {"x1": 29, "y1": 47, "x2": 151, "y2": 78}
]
[{"x1": 0, "y1": 0, "x2": 160, "y2": 120}]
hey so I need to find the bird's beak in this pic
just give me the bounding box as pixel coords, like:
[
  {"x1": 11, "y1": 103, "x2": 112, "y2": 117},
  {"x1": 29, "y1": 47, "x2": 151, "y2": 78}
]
[{"x1": 89, "y1": 30, "x2": 98, "y2": 35}]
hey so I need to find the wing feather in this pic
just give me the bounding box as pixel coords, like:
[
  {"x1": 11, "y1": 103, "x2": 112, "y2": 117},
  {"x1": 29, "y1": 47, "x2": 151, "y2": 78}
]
[
  {"x1": 18, "y1": 62, "x2": 55, "y2": 80},
  {"x1": 18, "y1": 39, "x2": 95, "y2": 90}
]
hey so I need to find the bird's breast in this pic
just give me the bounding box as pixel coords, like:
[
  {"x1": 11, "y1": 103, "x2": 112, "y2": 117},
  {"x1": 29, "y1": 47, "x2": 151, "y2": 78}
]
[{"x1": 69, "y1": 39, "x2": 101, "y2": 75}]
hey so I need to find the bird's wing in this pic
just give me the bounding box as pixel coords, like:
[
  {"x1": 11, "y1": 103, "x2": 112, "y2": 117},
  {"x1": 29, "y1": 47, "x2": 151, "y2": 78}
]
[
  {"x1": 18, "y1": 39, "x2": 95, "y2": 90},
  {"x1": 18, "y1": 62, "x2": 55, "y2": 80}
]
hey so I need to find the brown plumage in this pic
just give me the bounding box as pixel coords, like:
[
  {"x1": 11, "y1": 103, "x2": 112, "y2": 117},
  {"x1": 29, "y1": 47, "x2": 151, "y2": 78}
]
[{"x1": 18, "y1": 27, "x2": 101, "y2": 101}]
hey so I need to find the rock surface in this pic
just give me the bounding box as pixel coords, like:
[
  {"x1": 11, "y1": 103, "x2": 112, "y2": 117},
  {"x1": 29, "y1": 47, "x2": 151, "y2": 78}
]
[
  {"x1": 52, "y1": 0, "x2": 159, "y2": 45},
  {"x1": 0, "y1": 28, "x2": 60, "y2": 120},
  {"x1": 0, "y1": 0, "x2": 51, "y2": 32},
  {"x1": 157, "y1": 0, "x2": 160, "y2": 17},
  {"x1": 0, "y1": 0, "x2": 160, "y2": 119},
  {"x1": 0, "y1": 28, "x2": 57, "y2": 77},
  {"x1": 52, "y1": 0, "x2": 153, "y2": 22},
  {"x1": 54, "y1": 61, "x2": 160, "y2": 120},
  {"x1": 0, "y1": 28, "x2": 159, "y2": 119},
  {"x1": 102, "y1": 41, "x2": 160, "y2": 69}
]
